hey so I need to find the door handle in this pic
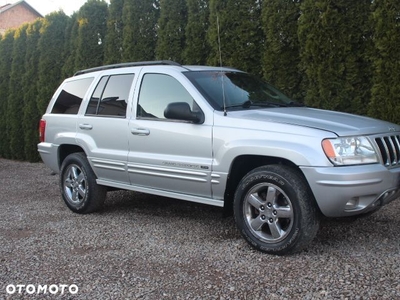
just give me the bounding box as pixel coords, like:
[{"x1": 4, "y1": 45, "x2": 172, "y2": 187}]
[
  {"x1": 79, "y1": 124, "x2": 93, "y2": 130},
  {"x1": 131, "y1": 128, "x2": 150, "y2": 136}
]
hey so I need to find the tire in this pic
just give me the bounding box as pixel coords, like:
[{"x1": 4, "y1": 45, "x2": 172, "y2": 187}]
[
  {"x1": 60, "y1": 152, "x2": 107, "y2": 214},
  {"x1": 233, "y1": 165, "x2": 319, "y2": 255}
]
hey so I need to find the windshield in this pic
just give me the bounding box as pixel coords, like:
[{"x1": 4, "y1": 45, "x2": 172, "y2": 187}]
[{"x1": 184, "y1": 71, "x2": 300, "y2": 111}]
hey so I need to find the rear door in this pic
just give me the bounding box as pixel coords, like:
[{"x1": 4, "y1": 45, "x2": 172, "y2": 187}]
[{"x1": 77, "y1": 72, "x2": 136, "y2": 184}]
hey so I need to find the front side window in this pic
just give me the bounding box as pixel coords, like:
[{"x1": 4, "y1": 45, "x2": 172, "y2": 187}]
[
  {"x1": 51, "y1": 77, "x2": 94, "y2": 114},
  {"x1": 86, "y1": 74, "x2": 135, "y2": 117},
  {"x1": 137, "y1": 73, "x2": 198, "y2": 119}
]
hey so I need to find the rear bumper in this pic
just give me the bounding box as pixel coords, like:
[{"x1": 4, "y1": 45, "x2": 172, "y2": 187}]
[
  {"x1": 38, "y1": 142, "x2": 59, "y2": 173},
  {"x1": 301, "y1": 164, "x2": 400, "y2": 217}
]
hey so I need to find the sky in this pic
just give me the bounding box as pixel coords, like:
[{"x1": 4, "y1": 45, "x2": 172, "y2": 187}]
[{"x1": 1, "y1": 0, "x2": 109, "y2": 16}]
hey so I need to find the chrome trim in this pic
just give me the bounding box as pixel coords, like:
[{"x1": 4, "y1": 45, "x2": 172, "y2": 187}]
[
  {"x1": 127, "y1": 164, "x2": 208, "y2": 182},
  {"x1": 316, "y1": 178, "x2": 383, "y2": 187},
  {"x1": 211, "y1": 173, "x2": 221, "y2": 184},
  {"x1": 374, "y1": 135, "x2": 400, "y2": 168},
  {"x1": 91, "y1": 159, "x2": 126, "y2": 172}
]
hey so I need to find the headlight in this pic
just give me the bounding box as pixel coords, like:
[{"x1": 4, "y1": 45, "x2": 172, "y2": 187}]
[{"x1": 322, "y1": 136, "x2": 378, "y2": 166}]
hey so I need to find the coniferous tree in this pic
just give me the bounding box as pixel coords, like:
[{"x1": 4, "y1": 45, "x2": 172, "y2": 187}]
[
  {"x1": 2, "y1": 0, "x2": 399, "y2": 163},
  {"x1": 62, "y1": 13, "x2": 79, "y2": 77},
  {"x1": 156, "y1": 0, "x2": 187, "y2": 62},
  {"x1": 74, "y1": 0, "x2": 108, "y2": 69},
  {"x1": 183, "y1": 0, "x2": 210, "y2": 65},
  {"x1": 368, "y1": 0, "x2": 400, "y2": 124},
  {"x1": 262, "y1": 0, "x2": 303, "y2": 101},
  {"x1": 208, "y1": 0, "x2": 263, "y2": 75},
  {"x1": 37, "y1": 12, "x2": 69, "y2": 115},
  {"x1": 122, "y1": 0, "x2": 159, "y2": 62},
  {"x1": 121, "y1": 0, "x2": 135, "y2": 62},
  {"x1": 0, "y1": 31, "x2": 15, "y2": 158},
  {"x1": 23, "y1": 20, "x2": 43, "y2": 162},
  {"x1": 8, "y1": 25, "x2": 28, "y2": 160},
  {"x1": 104, "y1": 0, "x2": 125, "y2": 64},
  {"x1": 298, "y1": 0, "x2": 372, "y2": 114}
]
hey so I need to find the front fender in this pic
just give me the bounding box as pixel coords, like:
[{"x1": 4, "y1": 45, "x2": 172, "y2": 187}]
[{"x1": 212, "y1": 126, "x2": 335, "y2": 173}]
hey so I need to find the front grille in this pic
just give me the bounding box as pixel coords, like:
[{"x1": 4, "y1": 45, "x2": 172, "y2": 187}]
[{"x1": 375, "y1": 135, "x2": 400, "y2": 167}]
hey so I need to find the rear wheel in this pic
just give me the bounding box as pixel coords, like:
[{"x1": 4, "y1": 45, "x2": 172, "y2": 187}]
[
  {"x1": 234, "y1": 165, "x2": 319, "y2": 255},
  {"x1": 60, "y1": 153, "x2": 106, "y2": 214}
]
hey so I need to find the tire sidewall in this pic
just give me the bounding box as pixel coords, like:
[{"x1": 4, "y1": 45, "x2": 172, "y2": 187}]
[{"x1": 234, "y1": 167, "x2": 305, "y2": 255}]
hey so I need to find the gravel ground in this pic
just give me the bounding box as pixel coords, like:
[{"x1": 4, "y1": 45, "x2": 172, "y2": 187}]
[{"x1": 0, "y1": 158, "x2": 399, "y2": 300}]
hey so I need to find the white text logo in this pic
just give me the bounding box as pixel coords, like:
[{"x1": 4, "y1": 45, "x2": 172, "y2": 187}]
[{"x1": 6, "y1": 284, "x2": 79, "y2": 295}]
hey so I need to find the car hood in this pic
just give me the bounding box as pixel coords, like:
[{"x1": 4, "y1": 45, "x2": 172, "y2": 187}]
[{"x1": 230, "y1": 107, "x2": 400, "y2": 136}]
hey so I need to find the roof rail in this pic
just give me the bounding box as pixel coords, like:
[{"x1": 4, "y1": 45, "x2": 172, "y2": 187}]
[{"x1": 74, "y1": 60, "x2": 181, "y2": 76}]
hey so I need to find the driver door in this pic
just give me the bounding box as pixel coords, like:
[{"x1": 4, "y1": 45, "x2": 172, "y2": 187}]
[{"x1": 127, "y1": 72, "x2": 213, "y2": 198}]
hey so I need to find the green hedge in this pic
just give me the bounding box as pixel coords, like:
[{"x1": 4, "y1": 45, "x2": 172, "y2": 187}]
[{"x1": 0, "y1": 0, "x2": 399, "y2": 162}]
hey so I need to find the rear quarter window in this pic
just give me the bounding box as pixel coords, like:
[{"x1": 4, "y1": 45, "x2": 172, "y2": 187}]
[{"x1": 51, "y1": 77, "x2": 94, "y2": 114}]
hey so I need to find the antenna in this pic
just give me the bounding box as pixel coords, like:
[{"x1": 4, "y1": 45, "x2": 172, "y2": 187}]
[{"x1": 217, "y1": 15, "x2": 227, "y2": 116}]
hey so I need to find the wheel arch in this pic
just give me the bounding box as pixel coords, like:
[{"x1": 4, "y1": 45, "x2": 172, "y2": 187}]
[
  {"x1": 58, "y1": 144, "x2": 86, "y2": 170},
  {"x1": 223, "y1": 155, "x2": 318, "y2": 215}
]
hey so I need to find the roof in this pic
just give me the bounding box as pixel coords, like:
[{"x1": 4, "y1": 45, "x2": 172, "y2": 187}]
[
  {"x1": 0, "y1": 4, "x2": 11, "y2": 10},
  {"x1": 0, "y1": 0, "x2": 43, "y2": 18}
]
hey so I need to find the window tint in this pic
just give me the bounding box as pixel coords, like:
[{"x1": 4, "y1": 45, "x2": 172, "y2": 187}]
[
  {"x1": 86, "y1": 74, "x2": 134, "y2": 117},
  {"x1": 86, "y1": 77, "x2": 108, "y2": 115},
  {"x1": 137, "y1": 74, "x2": 195, "y2": 119},
  {"x1": 51, "y1": 77, "x2": 94, "y2": 114}
]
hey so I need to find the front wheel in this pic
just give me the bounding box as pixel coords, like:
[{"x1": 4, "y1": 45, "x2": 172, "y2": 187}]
[
  {"x1": 60, "y1": 153, "x2": 106, "y2": 214},
  {"x1": 234, "y1": 165, "x2": 319, "y2": 255}
]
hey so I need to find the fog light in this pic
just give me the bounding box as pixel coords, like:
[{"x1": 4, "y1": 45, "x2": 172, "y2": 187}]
[{"x1": 345, "y1": 197, "x2": 359, "y2": 210}]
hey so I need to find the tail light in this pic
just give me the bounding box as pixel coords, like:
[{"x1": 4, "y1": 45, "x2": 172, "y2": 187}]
[{"x1": 39, "y1": 119, "x2": 46, "y2": 143}]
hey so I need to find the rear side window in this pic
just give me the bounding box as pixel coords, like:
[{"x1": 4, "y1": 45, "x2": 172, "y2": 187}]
[
  {"x1": 51, "y1": 77, "x2": 94, "y2": 114},
  {"x1": 86, "y1": 74, "x2": 135, "y2": 117}
]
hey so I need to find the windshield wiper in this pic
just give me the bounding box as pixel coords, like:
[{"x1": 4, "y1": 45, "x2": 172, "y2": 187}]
[
  {"x1": 224, "y1": 100, "x2": 251, "y2": 109},
  {"x1": 249, "y1": 101, "x2": 305, "y2": 108},
  {"x1": 225, "y1": 100, "x2": 304, "y2": 110},
  {"x1": 225, "y1": 101, "x2": 280, "y2": 109},
  {"x1": 287, "y1": 101, "x2": 305, "y2": 107}
]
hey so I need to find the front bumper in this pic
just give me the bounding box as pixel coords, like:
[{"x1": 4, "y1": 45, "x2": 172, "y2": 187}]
[{"x1": 301, "y1": 164, "x2": 400, "y2": 217}]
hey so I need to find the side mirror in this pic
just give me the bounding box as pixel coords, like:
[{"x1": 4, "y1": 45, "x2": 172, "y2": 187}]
[{"x1": 164, "y1": 102, "x2": 204, "y2": 124}]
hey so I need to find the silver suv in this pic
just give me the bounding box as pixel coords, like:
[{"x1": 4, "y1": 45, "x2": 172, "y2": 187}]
[{"x1": 38, "y1": 61, "x2": 400, "y2": 255}]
